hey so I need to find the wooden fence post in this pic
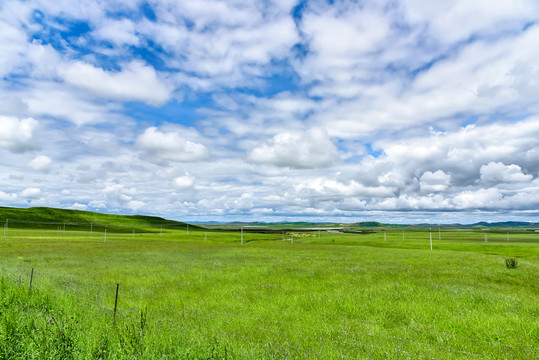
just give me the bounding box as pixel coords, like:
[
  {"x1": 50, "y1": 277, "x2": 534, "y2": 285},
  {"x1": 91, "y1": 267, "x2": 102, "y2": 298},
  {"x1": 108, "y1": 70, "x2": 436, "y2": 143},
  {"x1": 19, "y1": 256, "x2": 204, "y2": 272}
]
[
  {"x1": 113, "y1": 283, "x2": 119, "y2": 325},
  {"x1": 29, "y1": 268, "x2": 34, "y2": 295}
]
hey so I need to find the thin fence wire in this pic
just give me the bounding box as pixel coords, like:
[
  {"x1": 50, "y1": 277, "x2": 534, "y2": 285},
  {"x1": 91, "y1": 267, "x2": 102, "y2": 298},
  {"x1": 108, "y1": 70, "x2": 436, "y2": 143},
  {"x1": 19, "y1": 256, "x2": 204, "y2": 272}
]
[
  {"x1": 3, "y1": 269, "x2": 539, "y2": 359},
  {"x1": 2, "y1": 267, "x2": 537, "y2": 359}
]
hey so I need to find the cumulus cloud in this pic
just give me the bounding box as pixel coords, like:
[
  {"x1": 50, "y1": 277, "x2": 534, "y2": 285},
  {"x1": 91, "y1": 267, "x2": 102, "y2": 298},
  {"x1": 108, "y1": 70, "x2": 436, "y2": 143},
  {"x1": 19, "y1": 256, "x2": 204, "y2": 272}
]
[
  {"x1": 28, "y1": 155, "x2": 52, "y2": 171},
  {"x1": 69, "y1": 203, "x2": 88, "y2": 210},
  {"x1": 21, "y1": 187, "x2": 41, "y2": 199},
  {"x1": 60, "y1": 61, "x2": 171, "y2": 105},
  {"x1": 480, "y1": 162, "x2": 533, "y2": 184},
  {"x1": 452, "y1": 188, "x2": 503, "y2": 209},
  {"x1": 0, "y1": 116, "x2": 38, "y2": 153},
  {"x1": 136, "y1": 127, "x2": 209, "y2": 163},
  {"x1": 92, "y1": 18, "x2": 140, "y2": 47},
  {"x1": 419, "y1": 170, "x2": 451, "y2": 193},
  {"x1": 172, "y1": 174, "x2": 195, "y2": 189},
  {"x1": 296, "y1": 178, "x2": 395, "y2": 198},
  {"x1": 248, "y1": 129, "x2": 340, "y2": 169},
  {"x1": 0, "y1": 191, "x2": 17, "y2": 201},
  {"x1": 97, "y1": 183, "x2": 146, "y2": 211},
  {"x1": 24, "y1": 85, "x2": 124, "y2": 126}
]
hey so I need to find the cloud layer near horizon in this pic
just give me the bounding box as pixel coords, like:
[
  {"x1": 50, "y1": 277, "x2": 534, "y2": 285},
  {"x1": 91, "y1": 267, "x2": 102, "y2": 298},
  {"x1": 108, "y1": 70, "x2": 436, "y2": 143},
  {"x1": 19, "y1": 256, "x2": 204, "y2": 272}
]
[{"x1": 1, "y1": 0, "x2": 539, "y2": 223}]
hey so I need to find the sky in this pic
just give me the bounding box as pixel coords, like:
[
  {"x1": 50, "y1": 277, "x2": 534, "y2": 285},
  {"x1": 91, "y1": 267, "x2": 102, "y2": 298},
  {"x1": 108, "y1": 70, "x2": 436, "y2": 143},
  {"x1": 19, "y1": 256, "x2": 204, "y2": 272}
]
[{"x1": 1, "y1": 0, "x2": 539, "y2": 224}]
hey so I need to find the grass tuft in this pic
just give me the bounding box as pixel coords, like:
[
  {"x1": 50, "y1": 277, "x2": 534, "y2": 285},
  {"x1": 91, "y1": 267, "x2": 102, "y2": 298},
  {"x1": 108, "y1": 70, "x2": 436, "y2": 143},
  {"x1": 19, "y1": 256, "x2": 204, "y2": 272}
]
[{"x1": 505, "y1": 257, "x2": 518, "y2": 269}]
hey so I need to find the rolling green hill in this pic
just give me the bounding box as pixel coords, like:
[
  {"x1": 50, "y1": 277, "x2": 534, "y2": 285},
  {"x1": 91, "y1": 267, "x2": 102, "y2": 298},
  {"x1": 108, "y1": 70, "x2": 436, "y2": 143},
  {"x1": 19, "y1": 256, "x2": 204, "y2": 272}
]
[{"x1": 0, "y1": 206, "x2": 197, "y2": 233}]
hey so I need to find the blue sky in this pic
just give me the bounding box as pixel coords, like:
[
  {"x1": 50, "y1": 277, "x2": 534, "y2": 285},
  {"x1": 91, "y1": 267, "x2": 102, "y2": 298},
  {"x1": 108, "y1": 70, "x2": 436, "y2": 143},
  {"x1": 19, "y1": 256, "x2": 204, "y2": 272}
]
[{"x1": 1, "y1": 0, "x2": 539, "y2": 224}]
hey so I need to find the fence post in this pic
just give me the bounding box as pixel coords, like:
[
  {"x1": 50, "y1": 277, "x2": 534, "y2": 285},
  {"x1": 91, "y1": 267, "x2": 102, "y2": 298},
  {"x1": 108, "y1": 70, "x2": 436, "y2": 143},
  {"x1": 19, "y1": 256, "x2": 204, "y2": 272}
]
[
  {"x1": 29, "y1": 268, "x2": 34, "y2": 296},
  {"x1": 113, "y1": 283, "x2": 119, "y2": 325}
]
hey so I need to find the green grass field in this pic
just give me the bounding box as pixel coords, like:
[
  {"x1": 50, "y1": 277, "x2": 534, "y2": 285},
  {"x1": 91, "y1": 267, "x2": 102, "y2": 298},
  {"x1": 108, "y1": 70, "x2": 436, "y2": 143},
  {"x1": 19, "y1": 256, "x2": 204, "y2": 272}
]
[{"x1": 1, "y1": 219, "x2": 538, "y2": 359}]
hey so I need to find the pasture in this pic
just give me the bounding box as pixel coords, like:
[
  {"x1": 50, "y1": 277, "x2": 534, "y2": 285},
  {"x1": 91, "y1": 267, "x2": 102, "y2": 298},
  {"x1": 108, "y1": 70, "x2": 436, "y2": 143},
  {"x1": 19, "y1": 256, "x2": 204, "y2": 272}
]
[{"x1": 1, "y1": 223, "x2": 538, "y2": 359}]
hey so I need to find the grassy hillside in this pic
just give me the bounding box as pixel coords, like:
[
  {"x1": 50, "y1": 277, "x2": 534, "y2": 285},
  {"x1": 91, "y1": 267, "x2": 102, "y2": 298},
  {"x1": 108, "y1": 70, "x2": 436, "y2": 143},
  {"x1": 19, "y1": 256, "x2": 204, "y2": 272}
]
[{"x1": 0, "y1": 206, "x2": 198, "y2": 233}]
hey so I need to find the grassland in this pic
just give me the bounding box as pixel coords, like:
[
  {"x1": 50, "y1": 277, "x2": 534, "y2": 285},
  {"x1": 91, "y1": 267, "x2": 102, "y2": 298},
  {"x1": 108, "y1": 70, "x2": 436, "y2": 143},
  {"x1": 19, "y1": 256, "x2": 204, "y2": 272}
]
[{"x1": 0, "y1": 209, "x2": 538, "y2": 359}]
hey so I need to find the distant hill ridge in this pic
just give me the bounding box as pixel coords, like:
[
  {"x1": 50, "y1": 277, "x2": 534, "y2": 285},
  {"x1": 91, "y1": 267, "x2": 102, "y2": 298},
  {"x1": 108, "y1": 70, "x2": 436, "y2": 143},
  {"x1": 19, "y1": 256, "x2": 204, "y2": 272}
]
[{"x1": 0, "y1": 206, "x2": 196, "y2": 232}]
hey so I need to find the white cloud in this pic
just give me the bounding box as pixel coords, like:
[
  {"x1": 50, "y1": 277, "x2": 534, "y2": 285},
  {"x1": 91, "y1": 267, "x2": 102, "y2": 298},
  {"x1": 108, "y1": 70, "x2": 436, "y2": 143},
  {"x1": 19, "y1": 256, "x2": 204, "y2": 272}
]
[
  {"x1": 28, "y1": 155, "x2": 52, "y2": 171},
  {"x1": 127, "y1": 200, "x2": 145, "y2": 211},
  {"x1": 300, "y1": 4, "x2": 390, "y2": 80},
  {"x1": 480, "y1": 162, "x2": 533, "y2": 184},
  {"x1": 419, "y1": 170, "x2": 451, "y2": 193},
  {"x1": 141, "y1": 0, "x2": 299, "y2": 87},
  {"x1": 60, "y1": 61, "x2": 171, "y2": 105},
  {"x1": 0, "y1": 191, "x2": 17, "y2": 201},
  {"x1": 452, "y1": 188, "x2": 503, "y2": 209},
  {"x1": 173, "y1": 174, "x2": 195, "y2": 189},
  {"x1": 296, "y1": 178, "x2": 395, "y2": 198},
  {"x1": 0, "y1": 20, "x2": 29, "y2": 77},
  {"x1": 69, "y1": 202, "x2": 87, "y2": 210},
  {"x1": 24, "y1": 84, "x2": 124, "y2": 126},
  {"x1": 0, "y1": 116, "x2": 38, "y2": 153},
  {"x1": 136, "y1": 126, "x2": 209, "y2": 163},
  {"x1": 401, "y1": 0, "x2": 539, "y2": 44},
  {"x1": 248, "y1": 129, "x2": 339, "y2": 169},
  {"x1": 93, "y1": 18, "x2": 140, "y2": 46},
  {"x1": 21, "y1": 187, "x2": 41, "y2": 199}
]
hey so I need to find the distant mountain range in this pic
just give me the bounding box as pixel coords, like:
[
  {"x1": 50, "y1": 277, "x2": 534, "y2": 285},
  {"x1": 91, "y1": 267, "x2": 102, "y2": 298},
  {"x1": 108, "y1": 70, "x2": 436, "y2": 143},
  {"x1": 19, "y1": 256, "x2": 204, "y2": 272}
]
[
  {"x1": 0, "y1": 206, "x2": 536, "y2": 229},
  {"x1": 196, "y1": 220, "x2": 537, "y2": 228}
]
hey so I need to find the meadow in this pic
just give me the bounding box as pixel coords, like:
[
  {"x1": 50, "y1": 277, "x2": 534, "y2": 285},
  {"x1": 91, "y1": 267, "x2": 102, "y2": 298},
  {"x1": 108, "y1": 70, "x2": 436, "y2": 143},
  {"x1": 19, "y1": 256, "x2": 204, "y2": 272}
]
[{"x1": 1, "y1": 218, "x2": 538, "y2": 359}]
